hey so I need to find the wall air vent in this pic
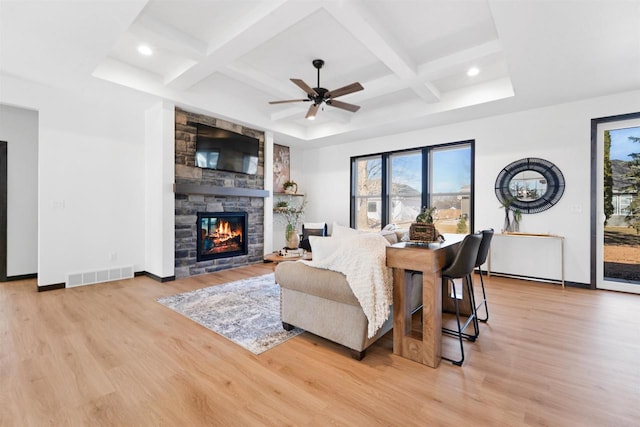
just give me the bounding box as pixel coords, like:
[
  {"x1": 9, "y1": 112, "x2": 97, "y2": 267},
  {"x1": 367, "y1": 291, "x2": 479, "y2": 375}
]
[{"x1": 66, "y1": 265, "x2": 134, "y2": 288}]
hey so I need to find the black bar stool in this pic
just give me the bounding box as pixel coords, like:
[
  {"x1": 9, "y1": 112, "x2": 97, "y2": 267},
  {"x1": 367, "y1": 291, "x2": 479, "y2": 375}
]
[
  {"x1": 441, "y1": 233, "x2": 482, "y2": 366},
  {"x1": 474, "y1": 229, "x2": 494, "y2": 322}
]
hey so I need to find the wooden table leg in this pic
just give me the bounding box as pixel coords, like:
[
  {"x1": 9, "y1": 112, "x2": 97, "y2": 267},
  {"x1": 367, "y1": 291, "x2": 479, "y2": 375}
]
[
  {"x1": 420, "y1": 267, "x2": 441, "y2": 367},
  {"x1": 392, "y1": 267, "x2": 441, "y2": 368}
]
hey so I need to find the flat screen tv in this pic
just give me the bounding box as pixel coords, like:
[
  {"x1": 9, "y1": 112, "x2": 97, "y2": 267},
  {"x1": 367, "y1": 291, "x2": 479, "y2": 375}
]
[{"x1": 195, "y1": 123, "x2": 259, "y2": 175}]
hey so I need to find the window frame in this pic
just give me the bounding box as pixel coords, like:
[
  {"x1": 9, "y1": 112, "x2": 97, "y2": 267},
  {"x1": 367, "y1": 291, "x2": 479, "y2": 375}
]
[{"x1": 350, "y1": 140, "x2": 475, "y2": 233}]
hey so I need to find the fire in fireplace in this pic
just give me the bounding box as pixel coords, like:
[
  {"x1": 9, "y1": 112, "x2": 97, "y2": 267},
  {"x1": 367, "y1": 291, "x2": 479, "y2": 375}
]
[{"x1": 197, "y1": 212, "x2": 248, "y2": 261}]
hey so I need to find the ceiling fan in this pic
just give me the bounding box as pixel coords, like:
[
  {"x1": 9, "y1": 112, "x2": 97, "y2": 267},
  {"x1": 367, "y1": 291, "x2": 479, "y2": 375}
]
[{"x1": 269, "y1": 59, "x2": 364, "y2": 120}]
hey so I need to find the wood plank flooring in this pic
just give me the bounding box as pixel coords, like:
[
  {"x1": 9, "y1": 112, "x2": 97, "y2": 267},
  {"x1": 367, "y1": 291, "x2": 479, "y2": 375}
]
[{"x1": 1, "y1": 264, "x2": 639, "y2": 426}]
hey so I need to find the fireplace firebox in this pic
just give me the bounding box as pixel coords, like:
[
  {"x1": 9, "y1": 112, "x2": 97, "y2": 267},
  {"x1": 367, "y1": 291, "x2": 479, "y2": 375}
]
[{"x1": 197, "y1": 212, "x2": 248, "y2": 261}]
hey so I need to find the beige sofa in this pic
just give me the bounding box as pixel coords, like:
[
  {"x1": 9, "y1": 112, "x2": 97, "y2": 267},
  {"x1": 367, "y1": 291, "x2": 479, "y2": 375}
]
[{"x1": 275, "y1": 229, "x2": 421, "y2": 360}]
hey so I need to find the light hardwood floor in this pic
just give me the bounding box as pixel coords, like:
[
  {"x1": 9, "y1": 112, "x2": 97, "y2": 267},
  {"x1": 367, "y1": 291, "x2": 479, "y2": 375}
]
[{"x1": 1, "y1": 265, "x2": 639, "y2": 426}]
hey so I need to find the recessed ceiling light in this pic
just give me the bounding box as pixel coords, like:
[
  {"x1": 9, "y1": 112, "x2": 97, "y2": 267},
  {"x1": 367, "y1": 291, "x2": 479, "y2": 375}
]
[
  {"x1": 138, "y1": 45, "x2": 153, "y2": 56},
  {"x1": 467, "y1": 67, "x2": 480, "y2": 77}
]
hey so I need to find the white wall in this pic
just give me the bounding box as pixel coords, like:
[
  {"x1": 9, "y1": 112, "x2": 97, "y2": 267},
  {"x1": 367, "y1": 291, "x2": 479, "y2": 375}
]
[
  {"x1": 264, "y1": 132, "x2": 274, "y2": 254},
  {"x1": 0, "y1": 74, "x2": 152, "y2": 286},
  {"x1": 144, "y1": 101, "x2": 175, "y2": 279},
  {"x1": 0, "y1": 104, "x2": 38, "y2": 277},
  {"x1": 302, "y1": 90, "x2": 640, "y2": 285}
]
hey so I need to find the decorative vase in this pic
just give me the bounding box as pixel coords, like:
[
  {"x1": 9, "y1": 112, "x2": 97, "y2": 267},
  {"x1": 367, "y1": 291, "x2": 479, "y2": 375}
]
[
  {"x1": 285, "y1": 224, "x2": 300, "y2": 249},
  {"x1": 503, "y1": 208, "x2": 511, "y2": 233},
  {"x1": 512, "y1": 216, "x2": 520, "y2": 232}
]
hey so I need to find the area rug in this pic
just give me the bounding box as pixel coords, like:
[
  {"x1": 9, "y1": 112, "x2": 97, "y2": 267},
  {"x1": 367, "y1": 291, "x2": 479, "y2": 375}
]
[{"x1": 157, "y1": 273, "x2": 303, "y2": 355}]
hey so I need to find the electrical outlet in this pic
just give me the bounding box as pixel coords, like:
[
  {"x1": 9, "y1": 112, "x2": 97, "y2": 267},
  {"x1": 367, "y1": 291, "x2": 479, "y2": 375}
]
[{"x1": 109, "y1": 252, "x2": 118, "y2": 261}]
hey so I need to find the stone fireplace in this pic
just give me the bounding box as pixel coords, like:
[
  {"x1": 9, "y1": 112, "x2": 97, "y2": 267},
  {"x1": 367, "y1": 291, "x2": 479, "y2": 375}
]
[{"x1": 174, "y1": 108, "x2": 266, "y2": 278}]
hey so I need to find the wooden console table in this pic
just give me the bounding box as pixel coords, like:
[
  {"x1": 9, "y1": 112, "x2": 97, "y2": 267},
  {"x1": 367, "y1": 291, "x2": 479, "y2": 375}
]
[
  {"x1": 386, "y1": 234, "x2": 463, "y2": 368},
  {"x1": 264, "y1": 252, "x2": 311, "y2": 269}
]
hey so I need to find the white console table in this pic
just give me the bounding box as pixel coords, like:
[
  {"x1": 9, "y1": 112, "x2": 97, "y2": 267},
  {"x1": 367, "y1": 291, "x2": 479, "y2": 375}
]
[{"x1": 488, "y1": 232, "x2": 565, "y2": 288}]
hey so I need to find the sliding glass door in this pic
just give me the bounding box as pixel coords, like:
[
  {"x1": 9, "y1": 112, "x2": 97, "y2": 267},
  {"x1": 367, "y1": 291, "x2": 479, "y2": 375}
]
[{"x1": 596, "y1": 117, "x2": 640, "y2": 292}]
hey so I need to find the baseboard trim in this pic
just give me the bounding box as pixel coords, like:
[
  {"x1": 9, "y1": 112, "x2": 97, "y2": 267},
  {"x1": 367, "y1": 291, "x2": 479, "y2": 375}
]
[
  {"x1": 38, "y1": 282, "x2": 65, "y2": 292},
  {"x1": 139, "y1": 271, "x2": 176, "y2": 283},
  {"x1": 486, "y1": 271, "x2": 589, "y2": 288},
  {"x1": 6, "y1": 273, "x2": 37, "y2": 281},
  {"x1": 564, "y1": 281, "x2": 590, "y2": 289}
]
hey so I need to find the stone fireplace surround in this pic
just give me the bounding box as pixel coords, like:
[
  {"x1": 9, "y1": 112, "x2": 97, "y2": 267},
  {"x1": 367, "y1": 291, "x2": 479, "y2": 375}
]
[{"x1": 174, "y1": 108, "x2": 266, "y2": 278}]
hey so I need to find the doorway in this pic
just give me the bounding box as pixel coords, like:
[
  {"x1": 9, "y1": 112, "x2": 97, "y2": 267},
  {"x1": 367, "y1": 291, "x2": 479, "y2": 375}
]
[
  {"x1": 0, "y1": 141, "x2": 6, "y2": 281},
  {"x1": 594, "y1": 115, "x2": 640, "y2": 292}
]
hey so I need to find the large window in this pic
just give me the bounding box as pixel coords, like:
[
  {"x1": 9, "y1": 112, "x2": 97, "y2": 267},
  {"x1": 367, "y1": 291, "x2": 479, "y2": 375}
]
[
  {"x1": 353, "y1": 156, "x2": 382, "y2": 231},
  {"x1": 390, "y1": 150, "x2": 423, "y2": 228},
  {"x1": 351, "y1": 141, "x2": 473, "y2": 234},
  {"x1": 429, "y1": 145, "x2": 472, "y2": 233}
]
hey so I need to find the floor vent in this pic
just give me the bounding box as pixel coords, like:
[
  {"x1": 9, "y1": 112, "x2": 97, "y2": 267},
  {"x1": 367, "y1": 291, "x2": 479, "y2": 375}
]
[{"x1": 66, "y1": 265, "x2": 134, "y2": 288}]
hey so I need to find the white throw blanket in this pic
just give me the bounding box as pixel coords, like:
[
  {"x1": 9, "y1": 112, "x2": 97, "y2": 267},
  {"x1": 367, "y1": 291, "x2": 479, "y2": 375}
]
[{"x1": 301, "y1": 233, "x2": 393, "y2": 338}]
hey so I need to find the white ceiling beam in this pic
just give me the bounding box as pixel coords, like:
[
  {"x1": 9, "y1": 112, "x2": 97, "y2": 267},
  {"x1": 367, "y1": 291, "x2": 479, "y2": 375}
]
[
  {"x1": 323, "y1": 1, "x2": 441, "y2": 103},
  {"x1": 270, "y1": 105, "x2": 308, "y2": 122},
  {"x1": 220, "y1": 63, "x2": 308, "y2": 101},
  {"x1": 269, "y1": 103, "x2": 353, "y2": 125},
  {"x1": 166, "y1": 1, "x2": 321, "y2": 91},
  {"x1": 419, "y1": 40, "x2": 504, "y2": 79},
  {"x1": 134, "y1": 14, "x2": 208, "y2": 59}
]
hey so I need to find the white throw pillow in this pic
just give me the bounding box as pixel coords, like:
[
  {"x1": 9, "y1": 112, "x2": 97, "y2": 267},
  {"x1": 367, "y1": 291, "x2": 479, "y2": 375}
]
[
  {"x1": 331, "y1": 222, "x2": 360, "y2": 239},
  {"x1": 308, "y1": 236, "x2": 343, "y2": 262},
  {"x1": 379, "y1": 230, "x2": 398, "y2": 244}
]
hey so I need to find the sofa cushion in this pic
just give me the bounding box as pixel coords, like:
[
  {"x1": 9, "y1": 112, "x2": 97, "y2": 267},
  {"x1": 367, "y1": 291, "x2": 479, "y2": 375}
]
[
  {"x1": 379, "y1": 230, "x2": 398, "y2": 244},
  {"x1": 275, "y1": 261, "x2": 360, "y2": 306},
  {"x1": 308, "y1": 236, "x2": 343, "y2": 263},
  {"x1": 330, "y1": 222, "x2": 399, "y2": 245},
  {"x1": 331, "y1": 222, "x2": 360, "y2": 238}
]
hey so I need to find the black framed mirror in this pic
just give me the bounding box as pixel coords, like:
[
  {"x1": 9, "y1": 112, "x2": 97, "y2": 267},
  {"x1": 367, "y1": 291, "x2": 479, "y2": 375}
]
[{"x1": 495, "y1": 158, "x2": 565, "y2": 214}]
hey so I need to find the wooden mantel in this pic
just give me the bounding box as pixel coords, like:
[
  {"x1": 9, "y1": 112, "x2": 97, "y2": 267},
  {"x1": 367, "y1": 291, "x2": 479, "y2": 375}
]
[{"x1": 173, "y1": 183, "x2": 270, "y2": 198}]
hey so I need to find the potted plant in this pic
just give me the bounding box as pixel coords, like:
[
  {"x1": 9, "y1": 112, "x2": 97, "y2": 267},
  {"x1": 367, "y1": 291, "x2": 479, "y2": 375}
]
[
  {"x1": 283, "y1": 180, "x2": 298, "y2": 194},
  {"x1": 415, "y1": 206, "x2": 437, "y2": 224},
  {"x1": 274, "y1": 197, "x2": 307, "y2": 249},
  {"x1": 275, "y1": 200, "x2": 289, "y2": 210},
  {"x1": 410, "y1": 206, "x2": 439, "y2": 241}
]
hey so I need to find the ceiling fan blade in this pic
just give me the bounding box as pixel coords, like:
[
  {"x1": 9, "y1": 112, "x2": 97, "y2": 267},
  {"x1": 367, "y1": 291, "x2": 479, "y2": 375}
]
[
  {"x1": 305, "y1": 103, "x2": 320, "y2": 120},
  {"x1": 327, "y1": 99, "x2": 360, "y2": 113},
  {"x1": 268, "y1": 99, "x2": 309, "y2": 104},
  {"x1": 327, "y1": 82, "x2": 364, "y2": 99},
  {"x1": 291, "y1": 78, "x2": 318, "y2": 97}
]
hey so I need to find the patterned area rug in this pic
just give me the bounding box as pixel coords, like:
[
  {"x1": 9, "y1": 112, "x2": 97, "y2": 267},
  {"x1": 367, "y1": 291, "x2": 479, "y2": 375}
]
[{"x1": 157, "y1": 273, "x2": 303, "y2": 355}]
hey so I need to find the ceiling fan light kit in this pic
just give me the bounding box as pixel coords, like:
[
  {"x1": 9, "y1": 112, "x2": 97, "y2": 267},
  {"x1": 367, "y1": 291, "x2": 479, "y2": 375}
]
[{"x1": 269, "y1": 59, "x2": 363, "y2": 120}]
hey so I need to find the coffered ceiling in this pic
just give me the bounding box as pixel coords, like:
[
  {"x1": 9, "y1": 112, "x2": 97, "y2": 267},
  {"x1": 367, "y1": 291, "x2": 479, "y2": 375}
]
[{"x1": 1, "y1": 1, "x2": 639, "y2": 147}]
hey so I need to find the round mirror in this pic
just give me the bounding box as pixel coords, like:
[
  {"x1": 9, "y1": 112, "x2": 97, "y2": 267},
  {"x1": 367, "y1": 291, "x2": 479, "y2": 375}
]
[
  {"x1": 495, "y1": 158, "x2": 565, "y2": 214},
  {"x1": 509, "y1": 170, "x2": 547, "y2": 201}
]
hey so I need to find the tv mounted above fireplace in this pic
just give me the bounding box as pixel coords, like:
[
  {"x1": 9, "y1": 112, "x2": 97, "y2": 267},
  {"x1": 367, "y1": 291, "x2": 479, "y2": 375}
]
[{"x1": 195, "y1": 123, "x2": 259, "y2": 175}]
